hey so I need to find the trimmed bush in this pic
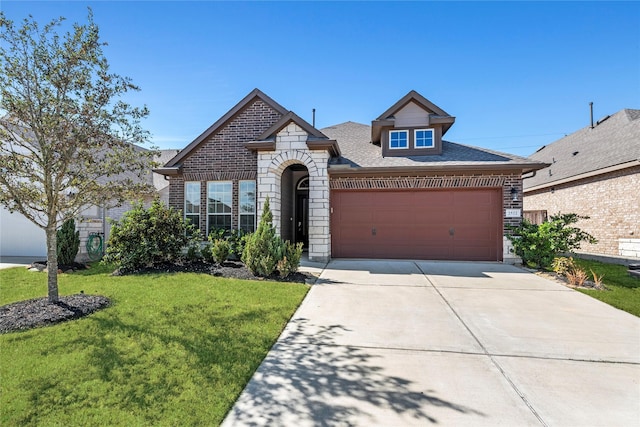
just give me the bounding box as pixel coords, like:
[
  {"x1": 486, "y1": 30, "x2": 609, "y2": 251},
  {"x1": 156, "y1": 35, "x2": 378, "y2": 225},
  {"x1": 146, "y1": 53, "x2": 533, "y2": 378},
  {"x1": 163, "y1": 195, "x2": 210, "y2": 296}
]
[
  {"x1": 211, "y1": 239, "x2": 230, "y2": 265},
  {"x1": 103, "y1": 200, "x2": 199, "y2": 272},
  {"x1": 57, "y1": 218, "x2": 80, "y2": 265}
]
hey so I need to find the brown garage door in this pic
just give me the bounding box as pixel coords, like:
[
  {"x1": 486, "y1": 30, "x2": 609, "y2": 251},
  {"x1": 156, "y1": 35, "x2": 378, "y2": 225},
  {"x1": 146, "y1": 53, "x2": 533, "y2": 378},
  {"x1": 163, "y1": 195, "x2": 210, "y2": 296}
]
[{"x1": 331, "y1": 189, "x2": 502, "y2": 261}]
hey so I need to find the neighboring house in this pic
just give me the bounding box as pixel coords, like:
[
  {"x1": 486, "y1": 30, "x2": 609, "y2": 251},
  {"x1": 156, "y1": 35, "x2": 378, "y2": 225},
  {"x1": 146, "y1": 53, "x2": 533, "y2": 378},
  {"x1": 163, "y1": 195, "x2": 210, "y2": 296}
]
[
  {"x1": 0, "y1": 149, "x2": 178, "y2": 259},
  {"x1": 523, "y1": 109, "x2": 640, "y2": 260},
  {"x1": 156, "y1": 89, "x2": 546, "y2": 263}
]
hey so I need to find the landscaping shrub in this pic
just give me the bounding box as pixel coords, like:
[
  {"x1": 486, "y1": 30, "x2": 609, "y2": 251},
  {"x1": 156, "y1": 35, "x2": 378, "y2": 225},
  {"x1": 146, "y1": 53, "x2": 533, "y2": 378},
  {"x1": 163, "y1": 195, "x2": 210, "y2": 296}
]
[
  {"x1": 508, "y1": 213, "x2": 597, "y2": 269},
  {"x1": 211, "y1": 238, "x2": 230, "y2": 265},
  {"x1": 566, "y1": 268, "x2": 589, "y2": 287},
  {"x1": 201, "y1": 242, "x2": 214, "y2": 263},
  {"x1": 242, "y1": 198, "x2": 304, "y2": 278},
  {"x1": 103, "y1": 200, "x2": 199, "y2": 272},
  {"x1": 242, "y1": 197, "x2": 283, "y2": 277},
  {"x1": 208, "y1": 228, "x2": 248, "y2": 260},
  {"x1": 277, "y1": 241, "x2": 304, "y2": 278},
  {"x1": 57, "y1": 218, "x2": 80, "y2": 265},
  {"x1": 551, "y1": 256, "x2": 576, "y2": 276}
]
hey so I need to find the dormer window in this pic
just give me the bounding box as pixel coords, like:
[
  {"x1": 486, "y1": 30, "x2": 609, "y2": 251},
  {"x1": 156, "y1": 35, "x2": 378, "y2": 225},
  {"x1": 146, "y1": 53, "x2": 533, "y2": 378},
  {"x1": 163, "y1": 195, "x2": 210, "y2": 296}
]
[
  {"x1": 389, "y1": 130, "x2": 408, "y2": 149},
  {"x1": 415, "y1": 129, "x2": 434, "y2": 148}
]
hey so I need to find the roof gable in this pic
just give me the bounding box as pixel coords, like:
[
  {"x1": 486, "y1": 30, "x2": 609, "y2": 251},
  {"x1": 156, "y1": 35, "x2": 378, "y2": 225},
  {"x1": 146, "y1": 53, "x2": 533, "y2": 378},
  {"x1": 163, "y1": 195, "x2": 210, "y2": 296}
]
[
  {"x1": 257, "y1": 111, "x2": 328, "y2": 140},
  {"x1": 371, "y1": 90, "x2": 456, "y2": 143},
  {"x1": 376, "y1": 90, "x2": 450, "y2": 120},
  {"x1": 164, "y1": 88, "x2": 287, "y2": 167}
]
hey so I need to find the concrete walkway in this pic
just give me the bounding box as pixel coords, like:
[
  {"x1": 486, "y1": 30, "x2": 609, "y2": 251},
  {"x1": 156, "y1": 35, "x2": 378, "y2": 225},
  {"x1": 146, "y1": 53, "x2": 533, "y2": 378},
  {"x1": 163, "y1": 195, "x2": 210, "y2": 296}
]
[{"x1": 222, "y1": 260, "x2": 640, "y2": 427}]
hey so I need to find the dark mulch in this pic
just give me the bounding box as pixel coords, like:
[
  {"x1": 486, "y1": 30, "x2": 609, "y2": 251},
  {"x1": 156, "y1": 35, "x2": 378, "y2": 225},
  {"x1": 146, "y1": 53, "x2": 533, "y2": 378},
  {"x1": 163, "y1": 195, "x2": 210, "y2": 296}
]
[
  {"x1": 0, "y1": 294, "x2": 110, "y2": 334},
  {"x1": 113, "y1": 260, "x2": 311, "y2": 283},
  {"x1": 30, "y1": 261, "x2": 88, "y2": 273}
]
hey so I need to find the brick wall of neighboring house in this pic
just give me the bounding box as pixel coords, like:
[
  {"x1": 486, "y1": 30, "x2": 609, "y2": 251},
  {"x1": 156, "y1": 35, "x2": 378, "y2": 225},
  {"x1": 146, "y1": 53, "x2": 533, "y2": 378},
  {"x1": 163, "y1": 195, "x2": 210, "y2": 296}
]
[
  {"x1": 523, "y1": 165, "x2": 640, "y2": 258},
  {"x1": 168, "y1": 99, "x2": 283, "y2": 236}
]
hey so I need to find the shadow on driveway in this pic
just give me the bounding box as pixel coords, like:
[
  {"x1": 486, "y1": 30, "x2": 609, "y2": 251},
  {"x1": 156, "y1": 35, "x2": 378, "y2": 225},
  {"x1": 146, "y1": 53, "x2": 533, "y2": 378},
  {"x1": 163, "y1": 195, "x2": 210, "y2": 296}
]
[{"x1": 223, "y1": 318, "x2": 484, "y2": 426}]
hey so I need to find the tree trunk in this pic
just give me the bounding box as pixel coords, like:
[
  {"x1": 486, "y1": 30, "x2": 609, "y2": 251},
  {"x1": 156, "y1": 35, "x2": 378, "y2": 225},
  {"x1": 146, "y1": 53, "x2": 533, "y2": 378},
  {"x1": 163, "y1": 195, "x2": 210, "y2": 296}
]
[{"x1": 45, "y1": 226, "x2": 59, "y2": 303}]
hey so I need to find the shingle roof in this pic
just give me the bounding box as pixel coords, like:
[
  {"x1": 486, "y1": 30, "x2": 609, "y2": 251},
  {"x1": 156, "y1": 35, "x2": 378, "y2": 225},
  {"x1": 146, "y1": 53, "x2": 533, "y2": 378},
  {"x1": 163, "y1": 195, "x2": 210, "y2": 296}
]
[
  {"x1": 322, "y1": 121, "x2": 545, "y2": 172},
  {"x1": 524, "y1": 109, "x2": 640, "y2": 190}
]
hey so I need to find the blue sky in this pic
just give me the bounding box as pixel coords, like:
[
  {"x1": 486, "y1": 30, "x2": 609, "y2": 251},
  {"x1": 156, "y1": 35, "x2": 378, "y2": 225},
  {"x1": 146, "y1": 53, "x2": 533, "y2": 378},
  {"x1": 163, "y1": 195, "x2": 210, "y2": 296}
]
[{"x1": 3, "y1": 1, "x2": 639, "y2": 156}]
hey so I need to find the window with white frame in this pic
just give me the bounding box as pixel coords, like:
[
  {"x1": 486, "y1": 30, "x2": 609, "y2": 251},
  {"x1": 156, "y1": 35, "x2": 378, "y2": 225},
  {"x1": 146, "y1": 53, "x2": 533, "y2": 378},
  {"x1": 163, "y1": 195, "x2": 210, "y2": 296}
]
[
  {"x1": 207, "y1": 181, "x2": 232, "y2": 236},
  {"x1": 389, "y1": 130, "x2": 408, "y2": 149},
  {"x1": 184, "y1": 182, "x2": 201, "y2": 228},
  {"x1": 239, "y1": 180, "x2": 256, "y2": 233},
  {"x1": 415, "y1": 129, "x2": 434, "y2": 148}
]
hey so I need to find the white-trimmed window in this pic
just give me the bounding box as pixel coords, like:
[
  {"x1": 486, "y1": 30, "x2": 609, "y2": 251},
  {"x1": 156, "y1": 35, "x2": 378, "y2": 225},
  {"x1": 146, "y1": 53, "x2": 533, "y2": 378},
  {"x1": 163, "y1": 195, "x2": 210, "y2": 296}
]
[
  {"x1": 389, "y1": 130, "x2": 408, "y2": 149},
  {"x1": 239, "y1": 180, "x2": 256, "y2": 233},
  {"x1": 415, "y1": 129, "x2": 434, "y2": 148},
  {"x1": 207, "y1": 181, "x2": 232, "y2": 236},
  {"x1": 184, "y1": 182, "x2": 201, "y2": 228}
]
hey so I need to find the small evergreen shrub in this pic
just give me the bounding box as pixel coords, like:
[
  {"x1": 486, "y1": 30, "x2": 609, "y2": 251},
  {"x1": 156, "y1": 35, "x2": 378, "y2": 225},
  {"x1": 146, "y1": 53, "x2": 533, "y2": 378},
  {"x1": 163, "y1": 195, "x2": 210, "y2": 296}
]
[
  {"x1": 57, "y1": 218, "x2": 80, "y2": 265},
  {"x1": 277, "y1": 241, "x2": 304, "y2": 278},
  {"x1": 104, "y1": 200, "x2": 199, "y2": 272},
  {"x1": 201, "y1": 242, "x2": 214, "y2": 263},
  {"x1": 211, "y1": 238, "x2": 230, "y2": 265},
  {"x1": 242, "y1": 197, "x2": 284, "y2": 277}
]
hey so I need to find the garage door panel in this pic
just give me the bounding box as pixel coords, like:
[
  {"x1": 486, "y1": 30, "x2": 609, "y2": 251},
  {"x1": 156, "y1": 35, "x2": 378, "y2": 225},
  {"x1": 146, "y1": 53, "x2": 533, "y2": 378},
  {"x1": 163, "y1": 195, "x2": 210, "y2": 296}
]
[{"x1": 331, "y1": 189, "x2": 502, "y2": 261}]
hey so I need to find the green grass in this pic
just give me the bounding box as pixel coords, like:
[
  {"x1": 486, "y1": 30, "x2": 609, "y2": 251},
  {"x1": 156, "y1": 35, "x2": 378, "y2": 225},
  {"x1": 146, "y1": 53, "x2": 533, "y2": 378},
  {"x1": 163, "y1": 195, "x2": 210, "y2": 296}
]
[
  {"x1": 0, "y1": 265, "x2": 309, "y2": 426},
  {"x1": 573, "y1": 258, "x2": 640, "y2": 317}
]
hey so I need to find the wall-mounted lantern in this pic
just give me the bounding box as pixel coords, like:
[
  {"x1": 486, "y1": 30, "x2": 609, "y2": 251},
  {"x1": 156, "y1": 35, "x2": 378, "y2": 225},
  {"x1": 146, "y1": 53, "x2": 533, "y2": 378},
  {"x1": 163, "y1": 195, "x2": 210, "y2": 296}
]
[{"x1": 510, "y1": 187, "x2": 518, "y2": 202}]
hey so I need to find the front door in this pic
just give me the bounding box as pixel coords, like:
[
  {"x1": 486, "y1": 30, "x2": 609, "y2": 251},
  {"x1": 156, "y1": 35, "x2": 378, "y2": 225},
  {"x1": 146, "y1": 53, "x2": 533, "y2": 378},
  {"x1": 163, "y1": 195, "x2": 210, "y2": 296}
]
[
  {"x1": 294, "y1": 176, "x2": 309, "y2": 247},
  {"x1": 295, "y1": 193, "x2": 308, "y2": 247}
]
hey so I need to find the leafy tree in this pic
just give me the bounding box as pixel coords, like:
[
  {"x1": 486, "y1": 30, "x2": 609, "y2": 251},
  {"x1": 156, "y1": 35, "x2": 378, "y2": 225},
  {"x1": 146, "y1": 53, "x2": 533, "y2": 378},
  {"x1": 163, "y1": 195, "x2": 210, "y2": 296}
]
[
  {"x1": 56, "y1": 218, "x2": 80, "y2": 265},
  {"x1": 103, "y1": 200, "x2": 198, "y2": 273},
  {"x1": 0, "y1": 11, "x2": 156, "y2": 302},
  {"x1": 508, "y1": 213, "x2": 597, "y2": 269}
]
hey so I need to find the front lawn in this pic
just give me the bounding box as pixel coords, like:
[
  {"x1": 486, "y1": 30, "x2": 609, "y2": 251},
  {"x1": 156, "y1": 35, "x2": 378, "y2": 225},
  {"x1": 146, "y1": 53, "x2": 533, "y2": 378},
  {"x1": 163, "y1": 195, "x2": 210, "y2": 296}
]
[
  {"x1": 573, "y1": 258, "x2": 640, "y2": 317},
  {"x1": 0, "y1": 265, "x2": 309, "y2": 426}
]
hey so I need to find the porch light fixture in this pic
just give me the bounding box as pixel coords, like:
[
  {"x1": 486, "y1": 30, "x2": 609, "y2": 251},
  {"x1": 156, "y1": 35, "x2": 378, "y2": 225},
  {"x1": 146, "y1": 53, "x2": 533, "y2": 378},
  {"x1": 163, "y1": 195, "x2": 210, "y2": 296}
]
[{"x1": 510, "y1": 187, "x2": 518, "y2": 202}]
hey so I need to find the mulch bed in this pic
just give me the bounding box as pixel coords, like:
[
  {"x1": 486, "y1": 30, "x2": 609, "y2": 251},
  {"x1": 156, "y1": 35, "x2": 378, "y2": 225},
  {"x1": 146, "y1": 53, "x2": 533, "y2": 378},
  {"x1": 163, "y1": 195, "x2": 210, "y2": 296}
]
[
  {"x1": 113, "y1": 260, "x2": 310, "y2": 283},
  {"x1": 0, "y1": 294, "x2": 110, "y2": 334},
  {"x1": 1, "y1": 260, "x2": 310, "y2": 334}
]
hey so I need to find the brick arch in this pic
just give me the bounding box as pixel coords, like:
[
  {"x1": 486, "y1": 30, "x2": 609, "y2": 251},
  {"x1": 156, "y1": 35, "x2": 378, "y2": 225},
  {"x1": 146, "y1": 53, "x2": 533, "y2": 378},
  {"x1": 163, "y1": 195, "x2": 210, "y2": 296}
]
[{"x1": 268, "y1": 150, "x2": 319, "y2": 177}]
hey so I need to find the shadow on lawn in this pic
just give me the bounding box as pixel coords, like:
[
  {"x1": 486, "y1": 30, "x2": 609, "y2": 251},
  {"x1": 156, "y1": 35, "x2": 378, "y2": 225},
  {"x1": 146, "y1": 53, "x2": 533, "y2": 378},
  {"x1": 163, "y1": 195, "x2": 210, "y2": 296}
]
[
  {"x1": 11, "y1": 306, "x2": 284, "y2": 425},
  {"x1": 224, "y1": 318, "x2": 485, "y2": 425}
]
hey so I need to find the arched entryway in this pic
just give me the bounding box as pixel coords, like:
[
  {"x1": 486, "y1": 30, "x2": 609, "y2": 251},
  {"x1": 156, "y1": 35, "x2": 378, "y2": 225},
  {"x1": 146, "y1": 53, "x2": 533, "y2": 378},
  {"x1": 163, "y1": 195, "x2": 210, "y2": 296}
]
[{"x1": 280, "y1": 164, "x2": 309, "y2": 247}]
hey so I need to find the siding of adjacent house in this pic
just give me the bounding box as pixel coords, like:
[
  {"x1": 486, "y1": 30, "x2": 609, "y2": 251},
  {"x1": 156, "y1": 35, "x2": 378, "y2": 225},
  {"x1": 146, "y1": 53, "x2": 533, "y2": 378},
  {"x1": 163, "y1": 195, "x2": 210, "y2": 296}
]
[{"x1": 524, "y1": 165, "x2": 640, "y2": 257}]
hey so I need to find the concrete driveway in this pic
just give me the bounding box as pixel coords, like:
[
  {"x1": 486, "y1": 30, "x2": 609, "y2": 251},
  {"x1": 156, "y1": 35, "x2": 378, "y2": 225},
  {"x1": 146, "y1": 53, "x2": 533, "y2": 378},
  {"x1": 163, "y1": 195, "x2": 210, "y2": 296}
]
[{"x1": 222, "y1": 260, "x2": 640, "y2": 426}]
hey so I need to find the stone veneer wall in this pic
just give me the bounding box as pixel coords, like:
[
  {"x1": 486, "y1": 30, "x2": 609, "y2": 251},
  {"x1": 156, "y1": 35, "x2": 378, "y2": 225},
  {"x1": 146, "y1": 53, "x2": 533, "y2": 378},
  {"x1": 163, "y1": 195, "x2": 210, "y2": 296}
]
[
  {"x1": 524, "y1": 165, "x2": 640, "y2": 258},
  {"x1": 257, "y1": 123, "x2": 331, "y2": 263},
  {"x1": 168, "y1": 99, "x2": 283, "y2": 236},
  {"x1": 329, "y1": 172, "x2": 523, "y2": 263}
]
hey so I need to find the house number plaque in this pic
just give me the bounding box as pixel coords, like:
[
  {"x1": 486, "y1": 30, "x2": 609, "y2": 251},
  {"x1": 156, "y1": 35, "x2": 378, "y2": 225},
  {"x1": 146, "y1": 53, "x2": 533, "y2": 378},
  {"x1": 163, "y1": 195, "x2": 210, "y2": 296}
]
[{"x1": 505, "y1": 209, "x2": 521, "y2": 218}]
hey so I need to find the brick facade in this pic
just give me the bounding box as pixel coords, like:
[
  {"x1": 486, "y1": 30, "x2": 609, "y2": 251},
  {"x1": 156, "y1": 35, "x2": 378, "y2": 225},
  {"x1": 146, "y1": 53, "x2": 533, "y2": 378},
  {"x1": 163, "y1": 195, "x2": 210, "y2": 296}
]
[
  {"x1": 168, "y1": 99, "x2": 283, "y2": 235},
  {"x1": 524, "y1": 165, "x2": 640, "y2": 258}
]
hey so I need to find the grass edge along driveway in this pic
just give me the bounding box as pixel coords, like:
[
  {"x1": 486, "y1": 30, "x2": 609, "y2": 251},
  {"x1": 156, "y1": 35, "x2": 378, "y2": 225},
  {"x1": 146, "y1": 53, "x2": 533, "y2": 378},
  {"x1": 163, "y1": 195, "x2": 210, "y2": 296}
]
[{"x1": 0, "y1": 265, "x2": 309, "y2": 426}]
